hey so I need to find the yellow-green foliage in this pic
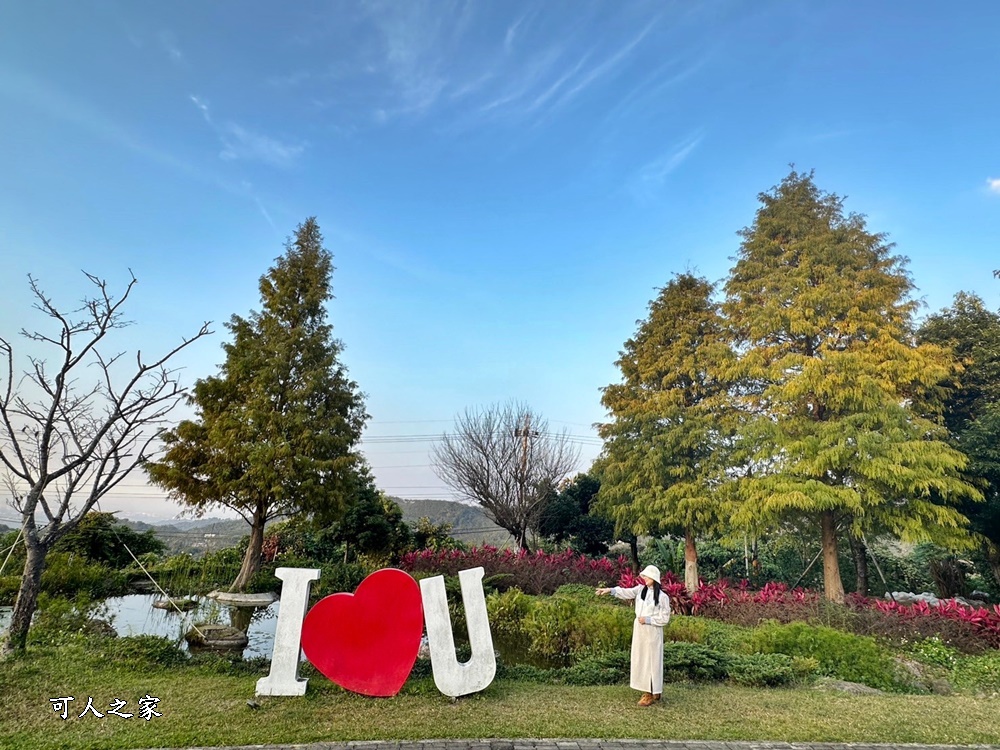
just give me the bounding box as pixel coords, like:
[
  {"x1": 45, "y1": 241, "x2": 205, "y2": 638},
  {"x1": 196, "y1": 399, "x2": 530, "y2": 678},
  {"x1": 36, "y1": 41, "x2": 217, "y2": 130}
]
[
  {"x1": 951, "y1": 652, "x2": 1000, "y2": 694},
  {"x1": 486, "y1": 587, "x2": 633, "y2": 665},
  {"x1": 664, "y1": 614, "x2": 709, "y2": 643},
  {"x1": 749, "y1": 620, "x2": 899, "y2": 690}
]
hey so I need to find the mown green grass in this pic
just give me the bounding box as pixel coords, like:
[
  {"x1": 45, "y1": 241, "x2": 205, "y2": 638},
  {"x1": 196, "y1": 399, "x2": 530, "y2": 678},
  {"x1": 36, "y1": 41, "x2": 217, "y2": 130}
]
[{"x1": 2, "y1": 642, "x2": 1000, "y2": 750}]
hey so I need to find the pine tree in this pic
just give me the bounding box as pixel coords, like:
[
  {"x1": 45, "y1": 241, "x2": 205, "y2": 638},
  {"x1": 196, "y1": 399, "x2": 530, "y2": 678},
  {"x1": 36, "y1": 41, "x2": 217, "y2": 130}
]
[
  {"x1": 723, "y1": 171, "x2": 980, "y2": 602},
  {"x1": 597, "y1": 273, "x2": 735, "y2": 592},
  {"x1": 146, "y1": 218, "x2": 368, "y2": 591},
  {"x1": 919, "y1": 292, "x2": 1000, "y2": 589}
]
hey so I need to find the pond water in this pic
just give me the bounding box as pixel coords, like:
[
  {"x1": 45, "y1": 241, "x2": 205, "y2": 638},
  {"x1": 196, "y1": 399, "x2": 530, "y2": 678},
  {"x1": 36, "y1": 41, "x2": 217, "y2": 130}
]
[
  {"x1": 0, "y1": 595, "x2": 281, "y2": 659},
  {"x1": 103, "y1": 594, "x2": 281, "y2": 658}
]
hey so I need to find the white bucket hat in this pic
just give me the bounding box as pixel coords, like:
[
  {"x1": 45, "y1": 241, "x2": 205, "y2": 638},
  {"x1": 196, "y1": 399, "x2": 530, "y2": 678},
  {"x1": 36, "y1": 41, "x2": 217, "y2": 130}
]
[{"x1": 639, "y1": 564, "x2": 661, "y2": 584}]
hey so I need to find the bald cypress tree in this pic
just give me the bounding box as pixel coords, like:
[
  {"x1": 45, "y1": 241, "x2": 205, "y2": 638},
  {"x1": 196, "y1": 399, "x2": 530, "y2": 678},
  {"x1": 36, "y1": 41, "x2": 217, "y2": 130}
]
[
  {"x1": 597, "y1": 273, "x2": 735, "y2": 592},
  {"x1": 146, "y1": 218, "x2": 369, "y2": 591},
  {"x1": 723, "y1": 171, "x2": 979, "y2": 602},
  {"x1": 919, "y1": 293, "x2": 1000, "y2": 590}
]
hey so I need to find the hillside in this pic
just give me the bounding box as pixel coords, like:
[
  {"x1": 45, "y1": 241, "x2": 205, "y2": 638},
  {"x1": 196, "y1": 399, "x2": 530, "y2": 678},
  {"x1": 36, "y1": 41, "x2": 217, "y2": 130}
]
[
  {"x1": 116, "y1": 499, "x2": 512, "y2": 556},
  {"x1": 121, "y1": 517, "x2": 250, "y2": 556},
  {"x1": 393, "y1": 498, "x2": 512, "y2": 547}
]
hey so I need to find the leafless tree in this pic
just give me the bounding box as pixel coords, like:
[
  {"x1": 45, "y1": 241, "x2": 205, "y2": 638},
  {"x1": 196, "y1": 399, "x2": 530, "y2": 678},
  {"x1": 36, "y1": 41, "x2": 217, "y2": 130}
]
[
  {"x1": 1, "y1": 271, "x2": 211, "y2": 656},
  {"x1": 432, "y1": 401, "x2": 579, "y2": 549}
]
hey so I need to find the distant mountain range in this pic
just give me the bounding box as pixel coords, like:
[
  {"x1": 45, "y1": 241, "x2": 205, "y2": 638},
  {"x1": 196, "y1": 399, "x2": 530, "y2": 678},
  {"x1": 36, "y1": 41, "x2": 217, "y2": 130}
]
[
  {"x1": 392, "y1": 497, "x2": 511, "y2": 547},
  {"x1": 115, "y1": 498, "x2": 512, "y2": 556}
]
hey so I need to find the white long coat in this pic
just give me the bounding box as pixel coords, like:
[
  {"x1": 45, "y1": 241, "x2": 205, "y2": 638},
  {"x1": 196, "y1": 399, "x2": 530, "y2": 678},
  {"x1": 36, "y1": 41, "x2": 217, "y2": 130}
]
[{"x1": 611, "y1": 584, "x2": 671, "y2": 693}]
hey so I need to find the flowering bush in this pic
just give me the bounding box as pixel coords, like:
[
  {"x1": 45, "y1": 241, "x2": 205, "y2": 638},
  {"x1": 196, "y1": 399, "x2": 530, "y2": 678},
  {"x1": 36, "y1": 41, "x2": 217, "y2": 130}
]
[
  {"x1": 857, "y1": 596, "x2": 1000, "y2": 650},
  {"x1": 618, "y1": 571, "x2": 1000, "y2": 652},
  {"x1": 403, "y1": 545, "x2": 1000, "y2": 652},
  {"x1": 400, "y1": 546, "x2": 632, "y2": 595}
]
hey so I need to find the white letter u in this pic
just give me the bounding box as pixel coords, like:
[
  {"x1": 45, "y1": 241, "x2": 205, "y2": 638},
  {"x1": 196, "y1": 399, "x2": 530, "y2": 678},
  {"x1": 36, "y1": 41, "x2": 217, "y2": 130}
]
[{"x1": 419, "y1": 566, "x2": 496, "y2": 697}]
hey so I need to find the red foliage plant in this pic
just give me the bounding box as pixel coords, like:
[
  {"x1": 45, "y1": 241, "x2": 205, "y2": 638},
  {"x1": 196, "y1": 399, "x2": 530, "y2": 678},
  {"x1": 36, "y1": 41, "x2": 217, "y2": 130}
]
[
  {"x1": 400, "y1": 546, "x2": 632, "y2": 595},
  {"x1": 402, "y1": 547, "x2": 1000, "y2": 651}
]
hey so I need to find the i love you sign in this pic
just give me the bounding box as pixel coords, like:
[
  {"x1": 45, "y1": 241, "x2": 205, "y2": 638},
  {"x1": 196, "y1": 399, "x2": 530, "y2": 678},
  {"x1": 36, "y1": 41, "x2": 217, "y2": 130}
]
[{"x1": 255, "y1": 566, "x2": 496, "y2": 699}]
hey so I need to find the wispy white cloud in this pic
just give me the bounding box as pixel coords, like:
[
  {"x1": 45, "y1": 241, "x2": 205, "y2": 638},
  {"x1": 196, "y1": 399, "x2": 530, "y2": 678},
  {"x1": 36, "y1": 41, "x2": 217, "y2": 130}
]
[
  {"x1": 988, "y1": 177, "x2": 1000, "y2": 194},
  {"x1": 253, "y1": 195, "x2": 278, "y2": 232},
  {"x1": 503, "y1": 9, "x2": 538, "y2": 53},
  {"x1": 220, "y1": 123, "x2": 305, "y2": 167},
  {"x1": 0, "y1": 71, "x2": 279, "y2": 232},
  {"x1": 630, "y1": 132, "x2": 705, "y2": 201},
  {"x1": 190, "y1": 94, "x2": 211, "y2": 123},
  {"x1": 158, "y1": 30, "x2": 186, "y2": 66},
  {"x1": 189, "y1": 96, "x2": 305, "y2": 167},
  {"x1": 346, "y1": 2, "x2": 666, "y2": 129},
  {"x1": 549, "y1": 19, "x2": 658, "y2": 111}
]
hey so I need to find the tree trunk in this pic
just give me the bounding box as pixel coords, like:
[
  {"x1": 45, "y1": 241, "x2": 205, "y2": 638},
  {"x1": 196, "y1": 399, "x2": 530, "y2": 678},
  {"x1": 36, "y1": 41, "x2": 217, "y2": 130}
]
[
  {"x1": 231, "y1": 503, "x2": 267, "y2": 593},
  {"x1": 684, "y1": 529, "x2": 699, "y2": 594},
  {"x1": 847, "y1": 533, "x2": 869, "y2": 596},
  {"x1": 2, "y1": 542, "x2": 47, "y2": 656},
  {"x1": 516, "y1": 525, "x2": 530, "y2": 551},
  {"x1": 628, "y1": 535, "x2": 640, "y2": 574},
  {"x1": 821, "y1": 510, "x2": 845, "y2": 603},
  {"x1": 984, "y1": 540, "x2": 1000, "y2": 592}
]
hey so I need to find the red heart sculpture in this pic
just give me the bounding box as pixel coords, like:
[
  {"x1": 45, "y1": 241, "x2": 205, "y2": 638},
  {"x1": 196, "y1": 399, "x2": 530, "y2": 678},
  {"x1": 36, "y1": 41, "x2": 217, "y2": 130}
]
[{"x1": 300, "y1": 568, "x2": 423, "y2": 697}]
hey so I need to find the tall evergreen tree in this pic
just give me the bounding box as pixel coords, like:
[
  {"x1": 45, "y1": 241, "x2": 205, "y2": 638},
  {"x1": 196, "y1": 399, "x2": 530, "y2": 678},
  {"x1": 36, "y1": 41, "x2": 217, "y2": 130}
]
[
  {"x1": 146, "y1": 218, "x2": 368, "y2": 591},
  {"x1": 918, "y1": 292, "x2": 1000, "y2": 589},
  {"x1": 534, "y1": 472, "x2": 614, "y2": 555},
  {"x1": 723, "y1": 171, "x2": 980, "y2": 602},
  {"x1": 597, "y1": 273, "x2": 735, "y2": 592}
]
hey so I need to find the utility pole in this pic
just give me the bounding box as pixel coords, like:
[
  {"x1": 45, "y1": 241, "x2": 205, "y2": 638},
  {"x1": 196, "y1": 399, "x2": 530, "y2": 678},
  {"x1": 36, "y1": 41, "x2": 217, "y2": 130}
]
[{"x1": 513, "y1": 413, "x2": 539, "y2": 548}]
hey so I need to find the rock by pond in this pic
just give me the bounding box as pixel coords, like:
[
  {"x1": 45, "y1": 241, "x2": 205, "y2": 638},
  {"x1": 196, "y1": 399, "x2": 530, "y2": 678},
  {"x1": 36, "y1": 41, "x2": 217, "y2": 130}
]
[
  {"x1": 206, "y1": 590, "x2": 278, "y2": 606},
  {"x1": 152, "y1": 597, "x2": 199, "y2": 611},
  {"x1": 185, "y1": 623, "x2": 250, "y2": 651}
]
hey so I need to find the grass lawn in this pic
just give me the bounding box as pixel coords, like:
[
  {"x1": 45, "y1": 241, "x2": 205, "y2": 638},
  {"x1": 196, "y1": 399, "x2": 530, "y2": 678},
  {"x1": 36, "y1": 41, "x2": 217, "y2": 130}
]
[{"x1": 2, "y1": 643, "x2": 1000, "y2": 750}]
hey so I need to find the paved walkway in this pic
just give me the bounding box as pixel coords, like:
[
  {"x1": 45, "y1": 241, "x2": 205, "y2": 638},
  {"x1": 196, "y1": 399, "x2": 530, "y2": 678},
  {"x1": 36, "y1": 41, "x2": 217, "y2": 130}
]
[{"x1": 146, "y1": 740, "x2": 1000, "y2": 750}]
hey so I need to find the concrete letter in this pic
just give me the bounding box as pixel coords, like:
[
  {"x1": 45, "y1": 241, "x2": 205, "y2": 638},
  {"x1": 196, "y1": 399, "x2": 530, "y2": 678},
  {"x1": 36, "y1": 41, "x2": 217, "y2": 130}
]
[
  {"x1": 256, "y1": 567, "x2": 321, "y2": 696},
  {"x1": 419, "y1": 566, "x2": 496, "y2": 697}
]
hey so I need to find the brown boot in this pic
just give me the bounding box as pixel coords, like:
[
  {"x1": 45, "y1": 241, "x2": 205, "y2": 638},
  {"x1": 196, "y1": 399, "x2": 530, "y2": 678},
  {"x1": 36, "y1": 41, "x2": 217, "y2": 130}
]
[
  {"x1": 638, "y1": 692, "x2": 654, "y2": 707},
  {"x1": 651, "y1": 693, "x2": 661, "y2": 704}
]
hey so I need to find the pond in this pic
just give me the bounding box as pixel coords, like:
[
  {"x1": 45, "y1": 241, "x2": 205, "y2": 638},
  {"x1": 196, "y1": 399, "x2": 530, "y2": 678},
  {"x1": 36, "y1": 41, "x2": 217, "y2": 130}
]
[
  {"x1": 0, "y1": 595, "x2": 281, "y2": 660},
  {"x1": 104, "y1": 594, "x2": 281, "y2": 658}
]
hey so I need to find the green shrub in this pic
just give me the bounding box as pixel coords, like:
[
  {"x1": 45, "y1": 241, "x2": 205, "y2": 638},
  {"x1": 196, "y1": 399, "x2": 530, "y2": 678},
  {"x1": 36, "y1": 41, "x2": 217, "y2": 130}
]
[
  {"x1": 701, "y1": 617, "x2": 754, "y2": 653},
  {"x1": 487, "y1": 587, "x2": 632, "y2": 666},
  {"x1": 749, "y1": 620, "x2": 900, "y2": 690},
  {"x1": 521, "y1": 592, "x2": 632, "y2": 665},
  {"x1": 727, "y1": 653, "x2": 799, "y2": 687},
  {"x1": 951, "y1": 652, "x2": 1000, "y2": 694},
  {"x1": 561, "y1": 651, "x2": 630, "y2": 685},
  {"x1": 39, "y1": 553, "x2": 129, "y2": 599},
  {"x1": 495, "y1": 662, "x2": 553, "y2": 683},
  {"x1": 27, "y1": 593, "x2": 109, "y2": 646},
  {"x1": 249, "y1": 558, "x2": 367, "y2": 599},
  {"x1": 791, "y1": 656, "x2": 821, "y2": 680},
  {"x1": 665, "y1": 615, "x2": 709, "y2": 644},
  {"x1": 487, "y1": 588, "x2": 532, "y2": 639},
  {"x1": 908, "y1": 635, "x2": 960, "y2": 668},
  {"x1": 521, "y1": 595, "x2": 579, "y2": 664},
  {"x1": 661, "y1": 642, "x2": 731, "y2": 681},
  {"x1": 552, "y1": 583, "x2": 598, "y2": 600}
]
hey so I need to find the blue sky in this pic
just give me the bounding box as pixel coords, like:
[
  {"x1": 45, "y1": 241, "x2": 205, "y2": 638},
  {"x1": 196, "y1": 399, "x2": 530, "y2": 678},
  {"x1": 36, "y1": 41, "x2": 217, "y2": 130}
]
[{"x1": 1, "y1": 1, "x2": 998, "y2": 521}]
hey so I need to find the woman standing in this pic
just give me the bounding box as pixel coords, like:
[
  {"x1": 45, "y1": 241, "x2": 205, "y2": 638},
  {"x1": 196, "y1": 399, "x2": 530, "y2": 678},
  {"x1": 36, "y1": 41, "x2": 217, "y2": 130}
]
[{"x1": 596, "y1": 564, "x2": 671, "y2": 706}]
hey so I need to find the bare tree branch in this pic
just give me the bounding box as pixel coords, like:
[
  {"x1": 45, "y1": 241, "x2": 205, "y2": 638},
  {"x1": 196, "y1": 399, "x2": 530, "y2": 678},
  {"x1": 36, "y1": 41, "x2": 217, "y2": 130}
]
[
  {"x1": 432, "y1": 400, "x2": 579, "y2": 549},
  {"x1": 1, "y1": 270, "x2": 212, "y2": 655}
]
